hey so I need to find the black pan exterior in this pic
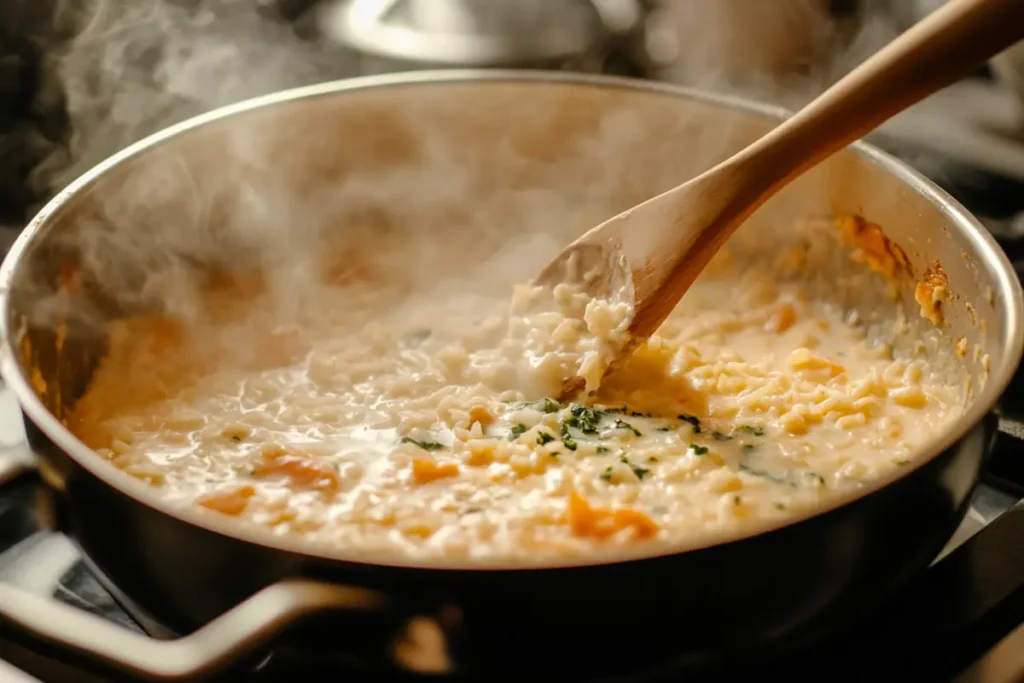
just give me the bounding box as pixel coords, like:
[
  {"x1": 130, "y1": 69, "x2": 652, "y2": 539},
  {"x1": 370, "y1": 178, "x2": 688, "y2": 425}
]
[{"x1": 24, "y1": 409, "x2": 990, "y2": 674}]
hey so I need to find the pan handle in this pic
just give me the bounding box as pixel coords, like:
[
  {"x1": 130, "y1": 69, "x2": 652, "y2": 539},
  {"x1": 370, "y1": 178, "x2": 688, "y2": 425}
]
[{"x1": 0, "y1": 577, "x2": 451, "y2": 681}]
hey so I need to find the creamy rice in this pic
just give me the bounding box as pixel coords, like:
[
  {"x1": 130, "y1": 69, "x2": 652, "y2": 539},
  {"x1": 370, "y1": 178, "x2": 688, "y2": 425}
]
[{"x1": 68, "y1": 234, "x2": 960, "y2": 563}]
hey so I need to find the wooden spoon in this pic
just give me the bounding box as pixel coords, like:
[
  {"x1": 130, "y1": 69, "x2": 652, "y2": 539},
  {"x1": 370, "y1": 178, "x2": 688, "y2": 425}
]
[{"x1": 536, "y1": 0, "x2": 1024, "y2": 397}]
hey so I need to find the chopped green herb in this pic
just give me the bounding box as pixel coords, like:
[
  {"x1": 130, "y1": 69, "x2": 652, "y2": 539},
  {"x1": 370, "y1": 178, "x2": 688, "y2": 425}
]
[
  {"x1": 732, "y1": 495, "x2": 742, "y2": 505},
  {"x1": 509, "y1": 424, "x2": 528, "y2": 440},
  {"x1": 690, "y1": 444, "x2": 709, "y2": 455},
  {"x1": 531, "y1": 397, "x2": 563, "y2": 414},
  {"x1": 656, "y1": 426, "x2": 672, "y2": 432},
  {"x1": 647, "y1": 456, "x2": 659, "y2": 463},
  {"x1": 806, "y1": 472, "x2": 826, "y2": 486},
  {"x1": 773, "y1": 501, "x2": 786, "y2": 510},
  {"x1": 560, "y1": 423, "x2": 578, "y2": 451},
  {"x1": 740, "y1": 425, "x2": 765, "y2": 437},
  {"x1": 596, "y1": 446, "x2": 610, "y2": 454},
  {"x1": 742, "y1": 443, "x2": 756, "y2": 452},
  {"x1": 678, "y1": 414, "x2": 702, "y2": 433},
  {"x1": 566, "y1": 404, "x2": 604, "y2": 434},
  {"x1": 400, "y1": 437, "x2": 444, "y2": 451},
  {"x1": 613, "y1": 419, "x2": 642, "y2": 437},
  {"x1": 739, "y1": 463, "x2": 791, "y2": 486},
  {"x1": 630, "y1": 411, "x2": 652, "y2": 418},
  {"x1": 600, "y1": 466, "x2": 614, "y2": 482},
  {"x1": 463, "y1": 505, "x2": 483, "y2": 514},
  {"x1": 894, "y1": 458, "x2": 910, "y2": 466},
  {"x1": 536, "y1": 432, "x2": 555, "y2": 446},
  {"x1": 712, "y1": 431, "x2": 731, "y2": 441},
  {"x1": 619, "y1": 455, "x2": 650, "y2": 480}
]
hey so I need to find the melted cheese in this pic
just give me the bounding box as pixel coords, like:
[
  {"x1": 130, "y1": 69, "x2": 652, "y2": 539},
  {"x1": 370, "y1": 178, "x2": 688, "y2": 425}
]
[{"x1": 68, "y1": 257, "x2": 959, "y2": 563}]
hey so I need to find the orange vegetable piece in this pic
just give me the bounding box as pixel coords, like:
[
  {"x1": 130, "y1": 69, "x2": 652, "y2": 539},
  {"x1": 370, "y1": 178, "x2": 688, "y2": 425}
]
[
  {"x1": 468, "y1": 406, "x2": 495, "y2": 428},
  {"x1": 566, "y1": 491, "x2": 659, "y2": 541},
  {"x1": 765, "y1": 303, "x2": 797, "y2": 333},
  {"x1": 252, "y1": 450, "x2": 341, "y2": 494},
  {"x1": 411, "y1": 458, "x2": 460, "y2": 484},
  {"x1": 198, "y1": 485, "x2": 256, "y2": 516}
]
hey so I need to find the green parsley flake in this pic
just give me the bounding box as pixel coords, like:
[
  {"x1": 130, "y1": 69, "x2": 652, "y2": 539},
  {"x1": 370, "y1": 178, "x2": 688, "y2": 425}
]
[
  {"x1": 619, "y1": 455, "x2": 650, "y2": 479},
  {"x1": 531, "y1": 397, "x2": 563, "y2": 414},
  {"x1": 690, "y1": 444, "x2": 709, "y2": 455},
  {"x1": 740, "y1": 425, "x2": 765, "y2": 437},
  {"x1": 400, "y1": 437, "x2": 444, "y2": 451},
  {"x1": 509, "y1": 424, "x2": 528, "y2": 440},
  {"x1": 678, "y1": 414, "x2": 702, "y2": 433},
  {"x1": 613, "y1": 419, "x2": 642, "y2": 437},
  {"x1": 536, "y1": 432, "x2": 555, "y2": 446},
  {"x1": 567, "y1": 404, "x2": 604, "y2": 435},
  {"x1": 560, "y1": 423, "x2": 578, "y2": 451}
]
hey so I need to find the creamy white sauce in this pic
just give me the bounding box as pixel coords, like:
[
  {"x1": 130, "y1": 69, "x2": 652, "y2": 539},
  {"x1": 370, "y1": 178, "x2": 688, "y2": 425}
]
[{"x1": 68, "y1": 249, "x2": 959, "y2": 562}]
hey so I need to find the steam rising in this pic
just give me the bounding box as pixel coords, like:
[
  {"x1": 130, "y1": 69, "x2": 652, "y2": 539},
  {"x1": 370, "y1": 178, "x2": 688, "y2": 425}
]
[
  {"x1": 35, "y1": 0, "x2": 349, "y2": 193},
  {"x1": 17, "y1": 0, "x2": 928, "y2": 353}
]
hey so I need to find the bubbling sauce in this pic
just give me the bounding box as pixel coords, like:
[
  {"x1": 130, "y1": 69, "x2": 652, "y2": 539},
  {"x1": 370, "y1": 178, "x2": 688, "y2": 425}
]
[{"x1": 68, "y1": 246, "x2": 960, "y2": 563}]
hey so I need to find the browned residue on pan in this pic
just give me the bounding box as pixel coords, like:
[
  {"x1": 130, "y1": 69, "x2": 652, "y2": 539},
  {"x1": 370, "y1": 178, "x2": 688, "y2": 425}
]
[
  {"x1": 955, "y1": 336, "x2": 967, "y2": 358},
  {"x1": 835, "y1": 215, "x2": 913, "y2": 280},
  {"x1": 915, "y1": 263, "x2": 949, "y2": 327}
]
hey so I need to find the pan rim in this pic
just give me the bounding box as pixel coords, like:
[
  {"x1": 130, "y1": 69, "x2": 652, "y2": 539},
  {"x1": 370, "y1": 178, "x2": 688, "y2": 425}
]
[{"x1": 2, "y1": 69, "x2": 1021, "y2": 572}]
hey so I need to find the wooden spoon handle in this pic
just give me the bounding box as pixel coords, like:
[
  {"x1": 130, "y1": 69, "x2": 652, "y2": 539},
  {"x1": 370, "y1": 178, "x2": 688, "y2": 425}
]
[{"x1": 731, "y1": 0, "x2": 1024, "y2": 200}]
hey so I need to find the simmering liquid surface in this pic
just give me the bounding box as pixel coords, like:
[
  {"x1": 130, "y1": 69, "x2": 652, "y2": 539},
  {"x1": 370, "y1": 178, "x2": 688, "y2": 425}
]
[{"x1": 69, "y1": 250, "x2": 960, "y2": 563}]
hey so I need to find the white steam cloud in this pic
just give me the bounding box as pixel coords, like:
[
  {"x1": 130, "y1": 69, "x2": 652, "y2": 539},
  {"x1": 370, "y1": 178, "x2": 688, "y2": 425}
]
[
  {"x1": 33, "y1": 0, "x2": 350, "y2": 194},
  {"x1": 14, "y1": 0, "x2": 928, "y2": 350}
]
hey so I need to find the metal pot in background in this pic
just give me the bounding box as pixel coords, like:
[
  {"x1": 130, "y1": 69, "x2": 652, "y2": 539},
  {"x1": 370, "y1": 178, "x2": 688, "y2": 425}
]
[{"x1": 316, "y1": 0, "x2": 653, "y2": 75}]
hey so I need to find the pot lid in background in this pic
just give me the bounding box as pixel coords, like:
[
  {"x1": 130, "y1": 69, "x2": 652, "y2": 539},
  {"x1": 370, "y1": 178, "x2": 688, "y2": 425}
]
[{"x1": 317, "y1": 0, "x2": 643, "y2": 66}]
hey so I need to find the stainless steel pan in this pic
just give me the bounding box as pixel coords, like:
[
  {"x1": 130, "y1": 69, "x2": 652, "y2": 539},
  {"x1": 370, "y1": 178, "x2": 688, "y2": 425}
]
[{"x1": 0, "y1": 71, "x2": 1021, "y2": 681}]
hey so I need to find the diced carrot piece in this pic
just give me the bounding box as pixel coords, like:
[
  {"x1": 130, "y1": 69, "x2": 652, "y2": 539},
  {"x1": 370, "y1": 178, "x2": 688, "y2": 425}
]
[
  {"x1": 567, "y1": 490, "x2": 598, "y2": 536},
  {"x1": 765, "y1": 304, "x2": 797, "y2": 333},
  {"x1": 466, "y1": 442, "x2": 495, "y2": 466},
  {"x1": 468, "y1": 406, "x2": 494, "y2": 428},
  {"x1": 411, "y1": 458, "x2": 460, "y2": 484},
  {"x1": 609, "y1": 508, "x2": 659, "y2": 540},
  {"x1": 252, "y1": 451, "x2": 340, "y2": 494},
  {"x1": 198, "y1": 485, "x2": 256, "y2": 516},
  {"x1": 566, "y1": 491, "x2": 659, "y2": 541}
]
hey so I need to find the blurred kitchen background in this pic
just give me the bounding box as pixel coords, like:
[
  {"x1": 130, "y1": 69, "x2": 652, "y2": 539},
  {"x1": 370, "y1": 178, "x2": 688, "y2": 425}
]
[{"x1": 1, "y1": 0, "x2": 1023, "y2": 248}]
